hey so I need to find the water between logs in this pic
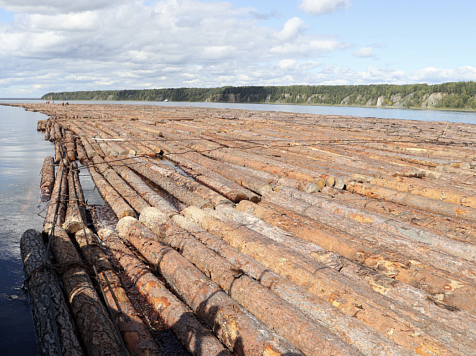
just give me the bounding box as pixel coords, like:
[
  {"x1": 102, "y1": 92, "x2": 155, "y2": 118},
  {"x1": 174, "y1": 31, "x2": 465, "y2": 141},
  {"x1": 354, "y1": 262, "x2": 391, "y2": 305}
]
[{"x1": 0, "y1": 99, "x2": 476, "y2": 355}]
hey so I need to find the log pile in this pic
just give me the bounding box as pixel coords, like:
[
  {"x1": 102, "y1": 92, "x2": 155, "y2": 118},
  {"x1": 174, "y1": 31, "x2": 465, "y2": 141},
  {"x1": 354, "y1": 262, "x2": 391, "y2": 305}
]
[{"x1": 11, "y1": 101, "x2": 476, "y2": 355}]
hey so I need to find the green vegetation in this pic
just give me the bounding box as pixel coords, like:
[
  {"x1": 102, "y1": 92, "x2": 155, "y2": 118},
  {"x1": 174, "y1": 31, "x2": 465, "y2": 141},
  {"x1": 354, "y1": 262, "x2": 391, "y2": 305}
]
[{"x1": 41, "y1": 81, "x2": 476, "y2": 110}]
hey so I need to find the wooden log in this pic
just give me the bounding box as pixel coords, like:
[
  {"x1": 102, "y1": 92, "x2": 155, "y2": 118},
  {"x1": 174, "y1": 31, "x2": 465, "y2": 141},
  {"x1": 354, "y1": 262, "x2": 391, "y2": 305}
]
[
  {"x1": 43, "y1": 162, "x2": 68, "y2": 237},
  {"x1": 40, "y1": 156, "x2": 55, "y2": 202},
  {"x1": 63, "y1": 163, "x2": 87, "y2": 234},
  {"x1": 124, "y1": 157, "x2": 213, "y2": 209},
  {"x1": 183, "y1": 206, "x2": 470, "y2": 355},
  {"x1": 102, "y1": 156, "x2": 178, "y2": 217},
  {"x1": 136, "y1": 157, "x2": 233, "y2": 207},
  {"x1": 347, "y1": 182, "x2": 476, "y2": 223},
  {"x1": 74, "y1": 228, "x2": 163, "y2": 356},
  {"x1": 85, "y1": 159, "x2": 136, "y2": 219},
  {"x1": 54, "y1": 142, "x2": 62, "y2": 163},
  {"x1": 116, "y1": 216, "x2": 303, "y2": 356},
  {"x1": 98, "y1": 229, "x2": 231, "y2": 356},
  {"x1": 50, "y1": 227, "x2": 127, "y2": 356},
  {"x1": 65, "y1": 130, "x2": 77, "y2": 162},
  {"x1": 75, "y1": 137, "x2": 88, "y2": 164},
  {"x1": 171, "y1": 214, "x2": 414, "y2": 356},
  {"x1": 91, "y1": 156, "x2": 150, "y2": 214},
  {"x1": 277, "y1": 186, "x2": 476, "y2": 262},
  {"x1": 139, "y1": 207, "x2": 359, "y2": 356},
  {"x1": 44, "y1": 121, "x2": 51, "y2": 140},
  {"x1": 20, "y1": 229, "x2": 85, "y2": 356}
]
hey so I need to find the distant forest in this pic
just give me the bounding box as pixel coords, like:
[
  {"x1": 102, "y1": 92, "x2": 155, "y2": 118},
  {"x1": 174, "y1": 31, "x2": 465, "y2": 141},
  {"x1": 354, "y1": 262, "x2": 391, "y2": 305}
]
[{"x1": 42, "y1": 81, "x2": 476, "y2": 110}]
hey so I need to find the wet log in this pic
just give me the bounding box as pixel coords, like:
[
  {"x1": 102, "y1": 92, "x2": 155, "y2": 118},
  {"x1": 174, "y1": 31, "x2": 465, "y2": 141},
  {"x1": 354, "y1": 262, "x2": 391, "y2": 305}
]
[
  {"x1": 37, "y1": 120, "x2": 47, "y2": 131},
  {"x1": 136, "y1": 157, "x2": 233, "y2": 207},
  {"x1": 116, "y1": 216, "x2": 303, "y2": 356},
  {"x1": 124, "y1": 157, "x2": 213, "y2": 209},
  {"x1": 98, "y1": 229, "x2": 232, "y2": 356},
  {"x1": 75, "y1": 137, "x2": 88, "y2": 164},
  {"x1": 20, "y1": 229, "x2": 85, "y2": 356},
  {"x1": 40, "y1": 156, "x2": 55, "y2": 202},
  {"x1": 43, "y1": 162, "x2": 68, "y2": 237},
  {"x1": 54, "y1": 142, "x2": 62, "y2": 163},
  {"x1": 85, "y1": 160, "x2": 136, "y2": 219},
  {"x1": 139, "y1": 207, "x2": 359, "y2": 356},
  {"x1": 65, "y1": 130, "x2": 77, "y2": 162},
  {"x1": 44, "y1": 121, "x2": 51, "y2": 140},
  {"x1": 49, "y1": 227, "x2": 127, "y2": 356},
  {"x1": 91, "y1": 156, "x2": 150, "y2": 214},
  {"x1": 347, "y1": 182, "x2": 476, "y2": 223},
  {"x1": 102, "y1": 156, "x2": 178, "y2": 217},
  {"x1": 63, "y1": 163, "x2": 87, "y2": 234},
  {"x1": 183, "y1": 206, "x2": 470, "y2": 355},
  {"x1": 171, "y1": 214, "x2": 414, "y2": 356},
  {"x1": 74, "y1": 228, "x2": 163, "y2": 356}
]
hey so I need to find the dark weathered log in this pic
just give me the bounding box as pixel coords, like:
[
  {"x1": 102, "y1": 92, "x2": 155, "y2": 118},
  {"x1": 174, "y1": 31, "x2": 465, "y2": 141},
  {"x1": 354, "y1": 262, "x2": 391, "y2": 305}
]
[
  {"x1": 183, "y1": 206, "x2": 471, "y2": 355},
  {"x1": 98, "y1": 229, "x2": 231, "y2": 356},
  {"x1": 91, "y1": 156, "x2": 150, "y2": 214},
  {"x1": 124, "y1": 157, "x2": 213, "y2": 209},
  {"x1": 102, "y1": 156, "x2": 178, "y2": 217},
  {"x1": 116, "y1": 216, "x2": 303, "y2": 356},
  {"x1": 85, "y1": 160, "x2": 136, "y2": 219},
  {"x1": 43, "y1": 162, "x2": 68, "y2": 237},
  {"x1": 139, "y1": 207, "x2": 359, "y2": 356},
  {"x1": 21, "y1": 229, "x2": 85, "y2": 356},
  {"x1": 40, "y1": 156, "x2": 55, "y2": 202},
  {"x1": 50, "y1": 227, "x2": 127, "y2": 356},
  {"x1": 74, "y1": 228, "x2": 163, "y2": 356}
]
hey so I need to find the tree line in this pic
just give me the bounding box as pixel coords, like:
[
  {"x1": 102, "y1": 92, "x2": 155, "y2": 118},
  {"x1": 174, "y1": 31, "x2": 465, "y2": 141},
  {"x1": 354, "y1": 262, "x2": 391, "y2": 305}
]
[{"x1": 41, "y1": 81, "x2": 476, "y2": 109}]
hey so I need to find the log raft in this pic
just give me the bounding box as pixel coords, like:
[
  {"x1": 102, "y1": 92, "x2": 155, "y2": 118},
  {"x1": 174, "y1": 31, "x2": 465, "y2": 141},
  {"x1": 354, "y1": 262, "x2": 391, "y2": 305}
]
[{"x1": 15, "y1": 102, "x2": 476, "y2": 355}]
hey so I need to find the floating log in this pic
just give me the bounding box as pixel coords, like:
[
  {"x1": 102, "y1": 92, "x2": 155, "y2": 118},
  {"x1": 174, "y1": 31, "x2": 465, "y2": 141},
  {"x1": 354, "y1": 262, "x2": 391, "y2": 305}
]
[
  {"x1": 74, "y1": 228, "x2": 163, "y2": 356},
  {"x1": 139, "y1": 207, "x2": 359, "y2": 356},
  {"x1": 43, "y1": 162, "x2": 68, "y2": 237},
  {"x1": 20, "y1": 229, "x2": 85, "y2": 356},
  {"x1": 40, "y1": 156, "x2": 55, "y2": 202},
  {"x1": 75, "y1": 137, "x2": 88, "y2": 164},
  {"x1": 63, "y1": 163, "x2": 87, "y2": 234},
  {"x1": 116, "y1": 216, "x2": 303, "y2": 356},
  {"x1": 49, "y1": 227, "x2": 127, "y2": 356},
  {"x1": 98, "y1": 229, "x2": 232, "y2": 356}
]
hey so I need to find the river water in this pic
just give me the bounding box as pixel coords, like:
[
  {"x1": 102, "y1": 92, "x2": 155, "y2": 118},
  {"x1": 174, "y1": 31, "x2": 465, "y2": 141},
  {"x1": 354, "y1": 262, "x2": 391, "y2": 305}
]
[{"x1": 0, "y1": 99, "x2": 475, "y2": 355}]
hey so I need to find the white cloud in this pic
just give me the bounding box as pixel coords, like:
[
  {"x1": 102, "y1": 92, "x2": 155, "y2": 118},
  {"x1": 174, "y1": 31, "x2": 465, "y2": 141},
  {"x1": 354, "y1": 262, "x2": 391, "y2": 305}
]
[
  {"x1": 353, "y1": 47, "x2": 374, "y2": 58},
  {"x1": 298, "y1": 0, "x2": 351, "y2": 16},
  {"x1": 0, "y1": 0, "x2": 131, "y2": 14},
  {"x1": 275, "y1": 17, "x2": 307, "y2": 41}
]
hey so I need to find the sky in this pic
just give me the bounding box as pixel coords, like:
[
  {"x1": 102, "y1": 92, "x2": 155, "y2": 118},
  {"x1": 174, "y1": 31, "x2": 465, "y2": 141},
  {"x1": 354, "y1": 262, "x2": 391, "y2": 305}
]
[{"x1": 0, "y1": 0, "x2": 475, "y2": 98}]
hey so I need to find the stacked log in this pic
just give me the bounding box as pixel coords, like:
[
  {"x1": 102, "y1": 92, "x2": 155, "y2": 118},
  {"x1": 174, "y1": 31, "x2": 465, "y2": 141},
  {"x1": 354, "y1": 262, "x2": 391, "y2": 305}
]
[{"x1": 40, "y1": 156, "x2": 55, "y2": 201}]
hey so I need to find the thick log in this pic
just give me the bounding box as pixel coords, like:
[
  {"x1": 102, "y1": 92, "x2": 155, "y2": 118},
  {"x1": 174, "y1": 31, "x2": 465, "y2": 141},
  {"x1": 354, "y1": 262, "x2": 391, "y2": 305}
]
[
  {"x1": 65, "y1": 130, "x2": 77, "y2": 162},
  {"x1": 49, "y1": 227, "x2": 127, "y2": 356},
  {"x1": 124, "y1": 157, "x2": 213, "y2": 209},
  {"x1": 98, "y1": 228, "x2": 231, "y2": 356},
  {"x1": 91, "y1": 156, "x2": 150, "y2": 214},
  {"x1": 20, "y1": 229, "x2": 85, "y2": 356},
  {"x1": 277, "y1": 186, "x2": 476, "y2": 262},
  {"x1": 75, "y1": 137, "x2": 88, "y2": 164},
  {"x1": 116, "y1": 216, "x2": 303, "y2": 356},
  {"x1": 102, "y1": 156, "x2": 178, "y2": 216},
  {"x1": 43, "y1": 162, "x2": 68, "y2": 237},
  {"x1": 74, "y1": 229, "x2": 163, "y2": 356},
  {"x1": 183, "y1": 206, "x2": 471, "y2": 355},
  {"x1": 347, "y1": 182, "x2": 476, "y2": 223},
  {"x1": 40, "y1": 156, "x2": 55, "y2": 202},
  {"x1": 85, "y1": 160, "x2": 136, "y2": 219},
  {"x1": 136, "y1": 157, "x2": 233, "y2": 207},
  {"x1": 63, "y1": 163, "x2": 87, "y2": 234},
  {"x1": 139, "y1": 207, "x2": 359, "y2": 356},
  {"x1": 171, "y1": 214, "x2": 413, "y2": 356}
]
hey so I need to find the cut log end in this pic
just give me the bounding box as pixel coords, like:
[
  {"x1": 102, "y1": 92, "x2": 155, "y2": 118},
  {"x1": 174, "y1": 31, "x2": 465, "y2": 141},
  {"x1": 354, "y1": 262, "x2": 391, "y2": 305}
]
[{"x1": 314, "y1": 178, "x2": 325, "y2": 191}]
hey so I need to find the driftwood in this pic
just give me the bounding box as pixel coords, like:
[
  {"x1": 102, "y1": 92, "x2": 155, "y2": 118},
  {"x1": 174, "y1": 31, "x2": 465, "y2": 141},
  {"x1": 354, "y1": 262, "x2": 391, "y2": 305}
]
[
  {"x1": 116, "y1": 216, "x2": 303, "y2": 356},
  {"x1": 20, "y1": 229, "x2": 85, "y2": 356},
  {"x1": 40, "y1": 156, "x2": 55, "y2": 202},
  {"x1": 98, "y1": 229, "x2": 231, "y2": 356}
]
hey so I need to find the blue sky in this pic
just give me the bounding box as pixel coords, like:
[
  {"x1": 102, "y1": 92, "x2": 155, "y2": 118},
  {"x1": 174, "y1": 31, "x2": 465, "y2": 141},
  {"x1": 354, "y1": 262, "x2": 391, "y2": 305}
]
[{"x1": 0, "y1": 0, "x2": 474, "y2": 97}]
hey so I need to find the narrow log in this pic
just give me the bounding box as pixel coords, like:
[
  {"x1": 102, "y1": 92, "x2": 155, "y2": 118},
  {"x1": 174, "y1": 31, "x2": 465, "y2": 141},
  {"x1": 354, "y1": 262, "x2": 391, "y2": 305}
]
[
  {"x1": 85, "y1": 159, "x2": 136, "y2": 219},
  {"x1": 63, "y1": 163, "x2": 87, "y2": 234},
  {"x1": 40, "y1": 156, "x2": 55, "y2": 202},
  {"x1": 49, "y1": 227, "x2": 127, "y2": 356},
  {"x1": 124, "y1": 157, "x2": 213, "y2": 209},
  {"x1": 43, "y1": 162, "x2": 68, "y2": 237},
  {"x1": 75, "y1": 137, "x2": 88, "y2": 164},
  {"x1": 20, "y1": 229, "x2": 85, "y2": 356},
  {"x1": 98, "y1": 229, "x2": 232, "y2": 356},
  {"x1": 183, "y1": 206, "x2": 470, "y2": 355},
  {"x1": 91, "y1": 156, "x2": 150, "y2": 214},
  {"x1": 116, "y1": 216, "x2": 303, "y2": 356},
  {"x1": 54, "y1": 142, "x2": 62, "y2": 163},
  {"x1": 65, "y1": 130, "x2": 77, "y2": 162},
  {"x1": 74, "y1": 228, "x2": 163, "y2": 356},
  {"x1": 102, "y1": 156, "x2": 178, "y2": 217},
  {"x1": 139, "y1": 207, "x2": 359, "y2": 356}
]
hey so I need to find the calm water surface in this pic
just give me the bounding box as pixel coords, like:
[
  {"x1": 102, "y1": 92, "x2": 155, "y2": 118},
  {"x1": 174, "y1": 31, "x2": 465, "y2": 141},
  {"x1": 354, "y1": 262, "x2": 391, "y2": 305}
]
[{"x1": 0, "y1": 100, "x2": 475, "y2": 354}]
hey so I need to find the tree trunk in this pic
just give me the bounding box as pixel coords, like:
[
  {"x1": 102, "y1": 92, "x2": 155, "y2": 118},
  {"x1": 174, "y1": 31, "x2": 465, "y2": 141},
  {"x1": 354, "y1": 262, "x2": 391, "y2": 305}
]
[{"x1": 40, "y1": 156, "x2": 55, "y2": 202}]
